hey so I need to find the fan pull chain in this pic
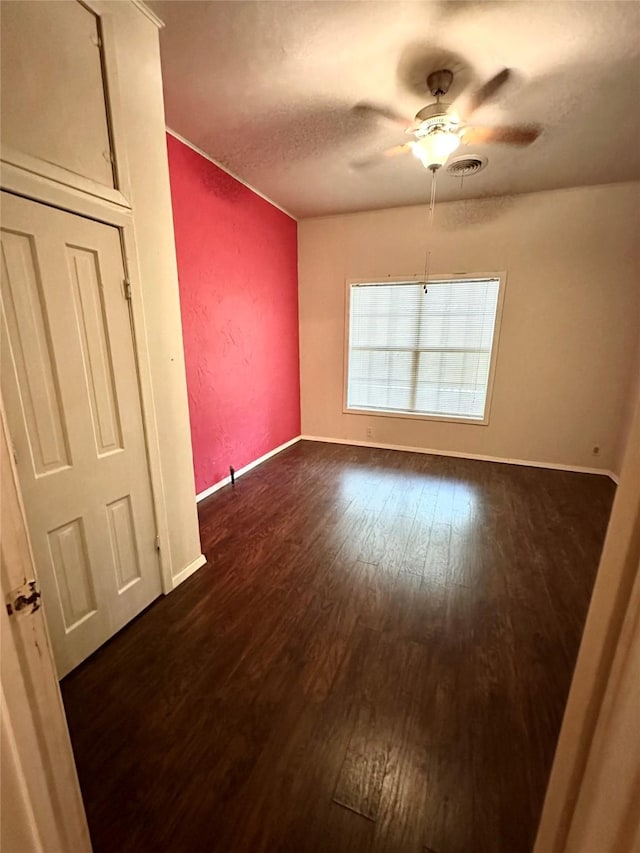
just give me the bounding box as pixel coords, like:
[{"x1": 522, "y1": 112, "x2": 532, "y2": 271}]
[{"x1": 422, "y1": 167, "x2": 438, "y2": 293}]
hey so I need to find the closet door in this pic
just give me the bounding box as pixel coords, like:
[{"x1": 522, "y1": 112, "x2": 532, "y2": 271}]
[
  {"x1": 0, "y1": 0, "x2": 116, "y2": 191},
  {"x1": 1, "y1": 192, "x2": 161, "y2": 676}
]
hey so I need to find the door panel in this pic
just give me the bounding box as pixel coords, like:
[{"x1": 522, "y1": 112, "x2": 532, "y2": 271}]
[
  {"x1": 67, "y1": 244, "x2": 124, "y2": 455},
  {"x1": 47, "y1": 517, "x2": 97, "y2": 632},
  {"x1": 0, "y1": 0, "x2": 115, "y2": 188},
  {"x1": 1, "y1": 192, "x2": 161, "y2": 676},
  {"x1": 0, "y1": 229, "x2": 71, "y2": 475}
]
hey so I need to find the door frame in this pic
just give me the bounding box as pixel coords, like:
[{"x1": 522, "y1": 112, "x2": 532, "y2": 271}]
[{"x1": 0, "y1": 184, "x2": 173, "y2": 593}]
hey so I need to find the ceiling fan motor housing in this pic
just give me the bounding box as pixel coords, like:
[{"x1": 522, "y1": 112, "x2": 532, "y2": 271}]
[
  {"x1": 413, "y1": 102, "x2": 459, "y2": 138},
  {"x1": 427, "y1": 69, "x2": 454, "y2": 97}
]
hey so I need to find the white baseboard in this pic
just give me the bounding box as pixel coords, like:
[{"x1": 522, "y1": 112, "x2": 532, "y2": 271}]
[
  {"x1": 171, "y1": 553, "x2": 207, "y2": 589},
  {"x1": 300, "y1": 434, "x2": 618, "y2": 482},
  {"x1": 195, "y1": 436, "x2": 302, "y2": 502}
]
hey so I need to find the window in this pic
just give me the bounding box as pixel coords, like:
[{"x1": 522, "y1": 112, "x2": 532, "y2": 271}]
[{"x1": 345, "y1": 275, "x2": 503, "y2": 423}]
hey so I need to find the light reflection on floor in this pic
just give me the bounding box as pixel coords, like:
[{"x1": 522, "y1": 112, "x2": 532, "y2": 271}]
[
  {"x1": 336, "y1": 465, "x2": 481, "y2": 528},
  {"x1": 317, "y1": 462, "x2": 490, "y2": 600}
]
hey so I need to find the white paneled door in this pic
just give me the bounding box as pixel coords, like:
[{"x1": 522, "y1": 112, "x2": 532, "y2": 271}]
[{"x1": 1, "y1": 192, "x2": 161, "y2": 677}]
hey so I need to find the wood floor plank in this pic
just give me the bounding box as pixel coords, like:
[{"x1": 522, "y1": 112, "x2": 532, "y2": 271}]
[
  {"x1": 60, "y1": 440, "x2": 615, "y2": 853},
  {"x1": 372, "y1": 640, "x2": 474, "y2": 853},
  {"x1": 333, "y1": 630, "x2": 419, "y2": 821}
]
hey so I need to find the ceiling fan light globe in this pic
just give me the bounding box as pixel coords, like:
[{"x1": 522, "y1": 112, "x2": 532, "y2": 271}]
[
  {"x1": 410, "y1": 141, "x2": 439, "y2": 168},
  {"x1": 422, "y1": 152, "x2": 447, "y2": 170},
  {"x1": 411, "y1": 132, "x2": 460, "y2": 169},
  {"x1": 431, "y1": 131, "x2": 461, "y2": 158}
]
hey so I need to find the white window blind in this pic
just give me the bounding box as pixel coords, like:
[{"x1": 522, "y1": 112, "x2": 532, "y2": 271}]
[{"x1": 346, "y1": 277, "x2": 501, "y2": 421}]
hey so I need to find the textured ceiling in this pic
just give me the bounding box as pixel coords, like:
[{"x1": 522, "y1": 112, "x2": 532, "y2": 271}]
[{"x1": 150, "y1": 0, "x2": 640, "y2": 218}]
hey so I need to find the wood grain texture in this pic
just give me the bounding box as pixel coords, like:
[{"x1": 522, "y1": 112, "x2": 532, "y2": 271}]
[{"x1": 61, "y1": 441, "x2": 615, "y2": 853}]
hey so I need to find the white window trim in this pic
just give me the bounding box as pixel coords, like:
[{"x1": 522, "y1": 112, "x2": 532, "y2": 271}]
[{"x1": 342, "y1": 271, "x2": 507, "y2": 427}]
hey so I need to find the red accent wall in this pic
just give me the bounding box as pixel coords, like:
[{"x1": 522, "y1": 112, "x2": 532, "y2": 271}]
[{"x1": 166, "y1": 133, "x2": 300, "y2": 494}]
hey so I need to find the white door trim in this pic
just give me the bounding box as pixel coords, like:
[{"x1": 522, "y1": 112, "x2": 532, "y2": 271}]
[
  {"x1": 0, "y1": 181, "x2": 174, "y2": 594},
  {"x1": 534, "y1": 390, "x2": 640, "y2": 851},
  {"x1": 118, "y1": 219, "x2": 174, "y2": 590}
]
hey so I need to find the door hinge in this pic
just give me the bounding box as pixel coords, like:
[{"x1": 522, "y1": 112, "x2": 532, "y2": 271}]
[
  {"x1": 6, "y1": 580, "x2": 41, "y2": 617},
  {"x1": 155, "y1": 536, "x2": 161, "y2": 552},
  {"x1": 123, "y1": 278, "x2": 132, "y2": 301}
]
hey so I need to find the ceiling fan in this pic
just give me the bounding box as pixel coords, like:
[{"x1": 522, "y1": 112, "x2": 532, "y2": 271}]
[{"x1": 356, "y1": 68, "x2": 541, "y2": 171}]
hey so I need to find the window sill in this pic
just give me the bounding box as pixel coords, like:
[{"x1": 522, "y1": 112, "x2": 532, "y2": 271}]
[{"x1": 343, "y1": 406, "x2": 490, "y2": 427}]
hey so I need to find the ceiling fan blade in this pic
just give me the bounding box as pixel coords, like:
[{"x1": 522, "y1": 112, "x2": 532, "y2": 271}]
[
  {"x1": 461, "y1": 125, "x2": 541, "y2": 146},
  {"x1": 466, "y1": 68, "x2": 512, "y2": 115},
  {"x1": 384, "y1": 143, "x2": 413, "y2": 158},
  {"x1": 351, "y1": 143, "x2": 412, "y2": 169},
  {"x1": 352, "y1": 102, "x2": 413, "y2": 130}
]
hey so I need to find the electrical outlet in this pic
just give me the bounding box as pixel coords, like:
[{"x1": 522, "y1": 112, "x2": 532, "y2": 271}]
[
  {"x1": 366, "y1": 426, "x2": 373, "y2": 438},
  {"x1": 592, "y1": 444, "x2": 600, "y2": 456}
]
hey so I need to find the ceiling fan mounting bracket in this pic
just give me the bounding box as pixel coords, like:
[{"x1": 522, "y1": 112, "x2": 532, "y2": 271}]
[{"x1": 427, "y1": 69, "x2": 453, "y2": 98}]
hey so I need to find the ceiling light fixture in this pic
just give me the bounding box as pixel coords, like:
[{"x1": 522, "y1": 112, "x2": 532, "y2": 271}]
[{"x1": 410, "y1": 129, "x2": 460, "y2": 171}]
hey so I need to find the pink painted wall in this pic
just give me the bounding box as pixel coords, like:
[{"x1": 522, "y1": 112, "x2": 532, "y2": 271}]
[{"x1": 166, "y1": 133, "x2": 300, "y2": 494}]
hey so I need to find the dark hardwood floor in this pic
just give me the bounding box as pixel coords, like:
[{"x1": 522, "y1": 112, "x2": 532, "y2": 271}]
[{"x1": 61, "y1": 441, "x2": 615, "y2": 853}]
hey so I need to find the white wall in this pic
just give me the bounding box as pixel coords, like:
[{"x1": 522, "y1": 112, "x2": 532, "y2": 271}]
[{"x1": 298, "y1": 182, "x2": 640, "y2": 475}]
